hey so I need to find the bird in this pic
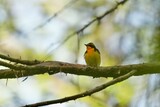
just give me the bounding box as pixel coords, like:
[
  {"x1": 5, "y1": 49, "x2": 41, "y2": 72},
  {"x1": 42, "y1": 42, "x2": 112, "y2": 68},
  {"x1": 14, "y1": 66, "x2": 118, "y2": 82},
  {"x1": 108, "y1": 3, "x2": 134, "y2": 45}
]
[{"x1": 84, "y1": 42, "x2": 101, "y2": 67}]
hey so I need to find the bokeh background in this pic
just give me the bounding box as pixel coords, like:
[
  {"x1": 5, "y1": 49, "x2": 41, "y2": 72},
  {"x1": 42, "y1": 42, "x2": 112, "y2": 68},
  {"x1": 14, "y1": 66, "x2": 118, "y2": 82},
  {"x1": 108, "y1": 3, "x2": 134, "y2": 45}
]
[{"x1": 0, "y1": 0, "x2": 160, "y2": 107}]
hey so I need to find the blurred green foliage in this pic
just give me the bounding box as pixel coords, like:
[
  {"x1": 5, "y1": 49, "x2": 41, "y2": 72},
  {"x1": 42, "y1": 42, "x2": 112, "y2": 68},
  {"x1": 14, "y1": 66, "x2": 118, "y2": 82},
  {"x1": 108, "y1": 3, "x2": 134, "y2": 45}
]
[{"x1": 149, "y1": 26, "x2": 160, "y2": 62}]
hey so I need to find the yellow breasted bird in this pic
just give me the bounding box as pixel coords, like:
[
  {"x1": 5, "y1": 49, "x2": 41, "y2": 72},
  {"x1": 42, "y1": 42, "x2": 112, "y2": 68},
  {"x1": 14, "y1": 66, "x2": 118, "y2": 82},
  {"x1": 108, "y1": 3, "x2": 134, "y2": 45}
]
[{"x1": 84, "y1": 42, "x2": 101, "y2": 67}]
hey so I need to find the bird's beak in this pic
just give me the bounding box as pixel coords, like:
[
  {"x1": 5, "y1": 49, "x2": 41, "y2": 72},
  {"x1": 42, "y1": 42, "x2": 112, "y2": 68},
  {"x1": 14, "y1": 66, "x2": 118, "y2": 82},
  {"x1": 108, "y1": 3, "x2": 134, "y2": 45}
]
[{"x1": 85, "y1": 44, "x2": 87, "y2": 46}]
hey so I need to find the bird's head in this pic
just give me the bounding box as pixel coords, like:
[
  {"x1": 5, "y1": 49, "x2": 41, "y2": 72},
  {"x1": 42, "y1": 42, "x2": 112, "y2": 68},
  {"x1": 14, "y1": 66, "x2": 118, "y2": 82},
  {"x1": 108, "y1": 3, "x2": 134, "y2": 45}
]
[{"x1": 85, "y1": 42, "x2": 96, "y2": 50}]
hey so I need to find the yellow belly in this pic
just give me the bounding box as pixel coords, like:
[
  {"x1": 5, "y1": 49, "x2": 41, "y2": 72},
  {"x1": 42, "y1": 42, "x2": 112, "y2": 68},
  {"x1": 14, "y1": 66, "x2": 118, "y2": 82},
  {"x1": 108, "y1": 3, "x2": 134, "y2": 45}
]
[{"x1": 84, "y1": 51, "x2": 100, "y2": 67}]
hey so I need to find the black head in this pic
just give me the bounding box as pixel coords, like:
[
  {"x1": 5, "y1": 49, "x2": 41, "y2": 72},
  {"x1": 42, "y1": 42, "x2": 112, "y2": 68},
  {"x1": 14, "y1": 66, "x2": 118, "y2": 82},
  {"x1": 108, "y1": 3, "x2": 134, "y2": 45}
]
[{"x1": 85, "y1": 42, "x2": 96, "y2": 49}]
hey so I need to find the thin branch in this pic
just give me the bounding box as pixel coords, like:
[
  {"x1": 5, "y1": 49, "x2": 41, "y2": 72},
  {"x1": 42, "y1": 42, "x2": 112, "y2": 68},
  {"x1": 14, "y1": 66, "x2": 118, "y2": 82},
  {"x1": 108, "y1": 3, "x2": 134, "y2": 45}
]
[
  {"x1": 22, "y1": 70, "x2": 136, "y2": 107},
  {"x1": 0, "y1": 54, "x2": 42, "y2": 65},
  {"x1": 30, "y1": 0, "x2": 79, "y2": 32},
  {"x1": 44, "y1": 0, "x2": 128, "y2": 58}
]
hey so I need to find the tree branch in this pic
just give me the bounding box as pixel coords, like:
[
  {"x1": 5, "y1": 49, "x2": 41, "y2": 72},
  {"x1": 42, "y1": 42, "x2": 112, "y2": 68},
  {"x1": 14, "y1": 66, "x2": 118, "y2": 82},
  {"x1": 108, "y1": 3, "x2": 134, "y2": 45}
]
[
  {"x1": 0, "y1": 54, "x2": 42, "y2": 65},
  {"x1": 0, "y1": 58, "x2": 160, "y2": 79},
  {"x1": 22, "y1": 70, "x2": 136, "y2": 107}
]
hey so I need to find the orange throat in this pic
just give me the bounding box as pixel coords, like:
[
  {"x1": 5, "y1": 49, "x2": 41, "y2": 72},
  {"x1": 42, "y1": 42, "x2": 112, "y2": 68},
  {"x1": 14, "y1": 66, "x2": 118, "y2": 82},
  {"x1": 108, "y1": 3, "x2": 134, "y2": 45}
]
[{"x1": 86, "y1": 47, "x2": 94, "y2": 54}]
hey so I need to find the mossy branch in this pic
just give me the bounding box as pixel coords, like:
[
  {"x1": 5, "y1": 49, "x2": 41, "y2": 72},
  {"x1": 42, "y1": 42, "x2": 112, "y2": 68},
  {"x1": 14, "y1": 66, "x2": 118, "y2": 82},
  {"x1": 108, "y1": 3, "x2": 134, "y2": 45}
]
[
  {"x1": 0, "y1": 54, "x2": 160, "y2": 79},
  {"x1": 0, "y1": 54, "x2": 42, "y2": 65}
]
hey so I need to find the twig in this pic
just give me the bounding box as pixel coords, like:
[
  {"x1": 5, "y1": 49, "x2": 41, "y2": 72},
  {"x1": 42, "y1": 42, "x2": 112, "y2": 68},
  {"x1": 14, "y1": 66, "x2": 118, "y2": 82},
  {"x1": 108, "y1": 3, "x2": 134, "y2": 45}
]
[
  {"x1": 22, "y1": 70, "x2": 136, "y2": 107},
  {"x1": 31, "y1": 0, "x2": 79, "y2": 32},
  {"x1": 0, "y1": 54, "x2": 42, "y2": 65}
]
